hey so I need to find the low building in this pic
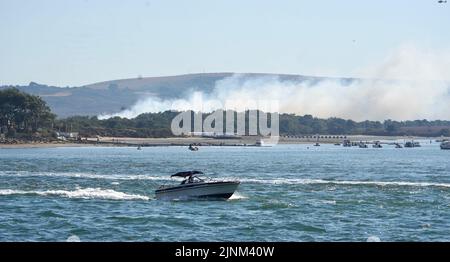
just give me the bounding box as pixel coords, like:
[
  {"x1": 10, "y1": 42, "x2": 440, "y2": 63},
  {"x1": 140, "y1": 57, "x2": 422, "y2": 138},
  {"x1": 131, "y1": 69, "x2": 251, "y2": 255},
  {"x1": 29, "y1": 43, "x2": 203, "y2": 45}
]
[{"x1": 56, "y1": 132, "x2": 79, "y2": 140}]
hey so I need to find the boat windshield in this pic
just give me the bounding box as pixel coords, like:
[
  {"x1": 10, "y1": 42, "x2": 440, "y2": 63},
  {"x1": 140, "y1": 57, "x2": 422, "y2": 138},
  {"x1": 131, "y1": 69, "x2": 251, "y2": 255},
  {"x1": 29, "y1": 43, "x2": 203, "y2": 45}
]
[{"x1": 181, "y1": 175, "x2": 205, "y2": 185}]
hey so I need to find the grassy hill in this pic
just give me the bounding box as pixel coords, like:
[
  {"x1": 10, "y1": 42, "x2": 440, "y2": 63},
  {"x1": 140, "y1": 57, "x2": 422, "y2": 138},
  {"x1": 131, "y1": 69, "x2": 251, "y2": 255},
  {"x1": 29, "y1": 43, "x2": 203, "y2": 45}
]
[{"x1": 1, "y1": 73, "x2": 355, "y2": 118}]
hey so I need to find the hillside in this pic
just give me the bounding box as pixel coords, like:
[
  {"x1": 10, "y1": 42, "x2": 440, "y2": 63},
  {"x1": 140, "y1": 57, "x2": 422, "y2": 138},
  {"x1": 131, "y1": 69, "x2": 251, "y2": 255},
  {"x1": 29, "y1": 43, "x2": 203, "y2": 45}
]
[{"x1": 0, "y1": 73, "x2": 356, "y2": 118}]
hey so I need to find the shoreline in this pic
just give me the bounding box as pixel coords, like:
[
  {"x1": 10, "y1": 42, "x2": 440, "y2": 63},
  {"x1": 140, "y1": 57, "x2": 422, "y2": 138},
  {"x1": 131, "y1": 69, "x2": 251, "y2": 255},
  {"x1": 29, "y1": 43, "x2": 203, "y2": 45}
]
[
  {"x1": 0, "y1": 135, "x2": 441, "y2": 149},
  {"x1": 0, "y1": 142, "x2": 97, "y2": 149}
]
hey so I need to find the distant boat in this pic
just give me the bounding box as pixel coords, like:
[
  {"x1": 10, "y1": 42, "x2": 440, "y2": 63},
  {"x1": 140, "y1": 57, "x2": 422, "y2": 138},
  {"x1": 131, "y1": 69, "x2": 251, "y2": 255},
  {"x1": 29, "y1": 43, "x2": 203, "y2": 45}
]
[
  {"x1": 405, "y1": 141, "x2": 421, "y2": 148},
  {"x1": 137, "y1": 145, "x2": 142, "y2": 150},
  {"x1": 359, "y1": 142, "x2": 368, "y2": 148},
  {"x1": 334, "y1": 143, "x2": 341, "y2": 146},
  {"x1": 314, "y1": 142, "x2": 320, "y2": 146},
  {"x1": 372, "y1": 141, "x2": 382, "y2": 148},
  {"x1": 441, "y1": 141, "x2": 450, "y2": 150},
  {"x1": 343, "y1": 140, "x2": 352, "y2": 147},
  {"x1": 188, "y1": 144, "x2": 199, "y2": 151},
  {"x1": 395, "y1": 143, "x2": 403, "y2": 148}
]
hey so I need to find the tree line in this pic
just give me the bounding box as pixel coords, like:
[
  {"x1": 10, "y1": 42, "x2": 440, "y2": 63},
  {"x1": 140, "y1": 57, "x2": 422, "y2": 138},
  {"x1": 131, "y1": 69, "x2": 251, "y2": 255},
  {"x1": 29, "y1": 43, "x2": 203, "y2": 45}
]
[
  {"x1": 56, "y1": 111, "x2": 450, "y2": 138},
  {"x1": 1, "y1": 88, "x2": 449, "y2": 139}
]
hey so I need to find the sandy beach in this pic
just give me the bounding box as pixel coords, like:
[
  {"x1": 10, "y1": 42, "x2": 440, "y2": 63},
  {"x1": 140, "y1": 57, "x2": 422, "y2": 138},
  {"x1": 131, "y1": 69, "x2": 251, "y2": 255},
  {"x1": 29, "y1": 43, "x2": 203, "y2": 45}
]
[
  {"x1": 0, "y1": 142, "x2": 96, "y2": 149},
  {"x1": 0, "y1": 135, "x2": 431, "y2": 149}
]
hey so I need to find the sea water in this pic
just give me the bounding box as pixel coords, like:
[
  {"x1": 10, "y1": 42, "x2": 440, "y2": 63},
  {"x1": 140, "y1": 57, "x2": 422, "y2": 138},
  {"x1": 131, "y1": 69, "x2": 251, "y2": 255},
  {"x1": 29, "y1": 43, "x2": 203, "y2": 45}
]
[{"x1": 0, "y1": 141, "x2": 449, "y2": 241}]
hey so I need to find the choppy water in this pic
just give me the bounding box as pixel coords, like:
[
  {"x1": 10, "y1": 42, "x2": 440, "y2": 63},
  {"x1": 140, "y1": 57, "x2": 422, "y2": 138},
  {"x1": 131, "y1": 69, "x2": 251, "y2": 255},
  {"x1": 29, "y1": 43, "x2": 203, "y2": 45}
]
[{"x1": 1, "y1": 141, "x2": 449, "y2": 241}]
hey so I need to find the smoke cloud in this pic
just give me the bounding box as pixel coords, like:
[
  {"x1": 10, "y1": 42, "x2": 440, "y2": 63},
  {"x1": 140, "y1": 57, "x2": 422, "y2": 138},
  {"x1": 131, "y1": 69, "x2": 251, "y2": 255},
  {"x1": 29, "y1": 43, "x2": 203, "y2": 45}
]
[{"x1": 99, "y1": 46, "x2": 450, "y2": 121}]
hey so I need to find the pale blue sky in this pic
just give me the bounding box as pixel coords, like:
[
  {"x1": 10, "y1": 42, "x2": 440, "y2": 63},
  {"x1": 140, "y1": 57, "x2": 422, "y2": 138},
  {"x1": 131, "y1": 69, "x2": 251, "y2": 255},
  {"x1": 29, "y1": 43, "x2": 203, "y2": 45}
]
[{"x1": 1, "y1": 0, "x2": 449, "y2": 86}]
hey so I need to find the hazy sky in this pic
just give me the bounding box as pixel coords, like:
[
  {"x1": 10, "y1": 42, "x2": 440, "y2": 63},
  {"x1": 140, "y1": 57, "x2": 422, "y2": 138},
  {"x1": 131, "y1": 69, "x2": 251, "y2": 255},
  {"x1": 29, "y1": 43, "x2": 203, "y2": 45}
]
[{"x1": 1, "y1": 0, "x2": 449, "y2": 87}]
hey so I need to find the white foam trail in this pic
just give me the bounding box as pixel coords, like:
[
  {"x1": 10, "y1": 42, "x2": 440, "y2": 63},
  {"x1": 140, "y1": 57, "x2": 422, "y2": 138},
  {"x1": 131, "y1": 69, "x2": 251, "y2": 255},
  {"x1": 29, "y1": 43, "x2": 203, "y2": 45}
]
[
  {"x1": 0, "y1": 188, "x2": 149, "y2": 200},
  {"x1": 228, "y1": 192, "x2": 248, "y2": 200},
  {"x1": 230, "y1": 178, "x2": 450, "y2": 188},
  {"x1": 66, "y1": 235, "x2": 81, "y2": 242},
  {"x1": 367, "y1": 236, "x2": 381, "y2": 242},
  {"x1": 2, "y1": 171, "x2": 449, "y2": 189},
  {"x1": 0, "y1": 171, "x2": 169, "y2": 181}
]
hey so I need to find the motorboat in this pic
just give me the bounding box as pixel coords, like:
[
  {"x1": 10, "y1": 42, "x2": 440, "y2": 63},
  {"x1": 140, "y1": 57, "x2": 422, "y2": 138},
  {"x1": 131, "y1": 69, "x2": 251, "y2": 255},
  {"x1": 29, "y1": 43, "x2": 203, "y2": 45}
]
[
  {"x1": 372, "y1": 141, "x2": 382, "y2": 148},
  {"x1": 155, "y1": 171, "x2": 240, "y2": 200},
  {"x1": 314, "y1": 142, "x2": 320, "y2": 146},
  {"x1": 441, "y1": 141, "x2": 450, "y2": 150},
  {"x1": 188, "y1": 144, "x2": 199, "y2": 151},
  {"x1": 405, "y1": 141, "x2": 421, "y2": 148},
  {"x1": 358, "y1": 142, "x2": 368, "y2": 148},
  {"x1": 394, "y1": 143, "x2": 403, "y2": 148},
  {"x1": 343, "y1": 140, "x2": 352, "y2": 147}
]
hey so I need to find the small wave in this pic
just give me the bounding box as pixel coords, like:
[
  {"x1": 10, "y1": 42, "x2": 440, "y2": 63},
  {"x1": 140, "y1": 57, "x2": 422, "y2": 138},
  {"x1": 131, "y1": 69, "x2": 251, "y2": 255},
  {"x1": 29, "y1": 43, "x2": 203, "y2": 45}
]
[
  {"x1": 2, "y1": 171, "x2": 449, "y2": 189},
  {"x1": 66, "y1": 235, "x2": 81, "y2": 242},
  {"x1": 0, "y1": 171, "x2": 168, "y2": 181},
  {"x1": 233, "y1": 178, "x2": 450, "y2": 189},
  {"x1": 261, "y1": 200, "x2": 296, "y2": 209},
  {"x1": 38, "y1": 210, "x2": 64, "y2": 218},
  {"x1": 367, "y1": 236, "x2": 381, "y2": 242},
  {"x1": 0, "y1": 188, "x2": 149, "y2": 200},
  {"x1": 229, "y1": 192, "x2": 248, "y2": 200},
  {"x1": 320, "y1": 200, "x2": 337, "y2": 205}
]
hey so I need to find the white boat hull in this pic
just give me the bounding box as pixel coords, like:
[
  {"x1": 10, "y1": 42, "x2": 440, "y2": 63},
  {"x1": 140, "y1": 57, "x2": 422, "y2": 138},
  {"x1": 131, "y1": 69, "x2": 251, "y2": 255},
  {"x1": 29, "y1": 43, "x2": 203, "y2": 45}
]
[
  {"x1": 155, "y1": 181, "x2": 240, "y2": 200},
  {"x1": 441, "y1": 142, "x2": 450, "y2": 150}
]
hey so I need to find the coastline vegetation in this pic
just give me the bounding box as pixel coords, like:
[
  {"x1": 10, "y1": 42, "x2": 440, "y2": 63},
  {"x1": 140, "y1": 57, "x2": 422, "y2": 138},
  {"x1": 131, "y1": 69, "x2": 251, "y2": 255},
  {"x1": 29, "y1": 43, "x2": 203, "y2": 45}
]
[
  {"x1": 1, "y1": 88, "x2": 450, "y2": 140},
  {"x1": 58, "y1": 113, "x2": 450, "y2": 138}
]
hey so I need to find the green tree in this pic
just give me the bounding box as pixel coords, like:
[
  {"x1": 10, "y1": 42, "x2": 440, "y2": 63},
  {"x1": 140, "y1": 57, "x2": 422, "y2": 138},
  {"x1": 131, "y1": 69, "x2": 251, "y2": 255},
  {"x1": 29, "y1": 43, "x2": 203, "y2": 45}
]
[{"x1": 0, "y1": 88, "x2": 55, "y2": 136}]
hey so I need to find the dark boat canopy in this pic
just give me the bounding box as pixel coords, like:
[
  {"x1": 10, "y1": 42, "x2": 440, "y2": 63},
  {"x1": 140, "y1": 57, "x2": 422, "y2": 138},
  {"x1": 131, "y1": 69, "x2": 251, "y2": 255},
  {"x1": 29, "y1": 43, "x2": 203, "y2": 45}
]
[{"x1": 171, "y1": 171, "x2": 204, "y2": 178}]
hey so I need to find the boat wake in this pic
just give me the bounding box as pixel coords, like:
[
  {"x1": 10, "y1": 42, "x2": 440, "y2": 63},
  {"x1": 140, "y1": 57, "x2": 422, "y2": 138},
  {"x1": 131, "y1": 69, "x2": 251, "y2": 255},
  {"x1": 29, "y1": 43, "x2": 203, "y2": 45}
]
[
  {"x1": 228, "y1": 192, "x2": 248, "y2": 200},
  {"x1": 2, "y1": 171, "x2": 449, "y2": 190},
  {"x1": 0, "y1": 188, "x2": 149, "y2": 200},
  {"x1": 0, "y1": 171, "x2": 169, "y2": 181},
  {"x1": 233, "y1": 178, "x2": 450, "y2": 189}
]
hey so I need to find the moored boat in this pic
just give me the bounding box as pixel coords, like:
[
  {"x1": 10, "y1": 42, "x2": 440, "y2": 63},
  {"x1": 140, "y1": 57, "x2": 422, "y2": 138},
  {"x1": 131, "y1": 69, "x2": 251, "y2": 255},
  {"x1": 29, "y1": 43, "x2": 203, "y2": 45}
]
[
  {"x1": 441, "y1": 141, "x2": 450, "y2": 150},
  {"x1": 405, "y1": 141, "x2": 421, "y2": 148},
  {"x1": 372, "y1": 141, "x2": 382, "y2": 148}
]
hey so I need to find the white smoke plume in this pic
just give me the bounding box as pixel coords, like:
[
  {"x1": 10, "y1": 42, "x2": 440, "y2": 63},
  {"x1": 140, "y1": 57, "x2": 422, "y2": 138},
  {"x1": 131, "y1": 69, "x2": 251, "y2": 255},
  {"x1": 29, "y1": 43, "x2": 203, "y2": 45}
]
[{"x1": 99, "y1": 46, "x2": 450, "y2": 121}]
